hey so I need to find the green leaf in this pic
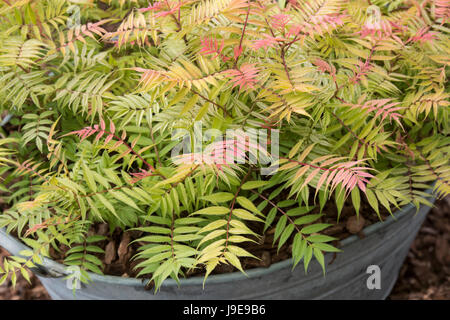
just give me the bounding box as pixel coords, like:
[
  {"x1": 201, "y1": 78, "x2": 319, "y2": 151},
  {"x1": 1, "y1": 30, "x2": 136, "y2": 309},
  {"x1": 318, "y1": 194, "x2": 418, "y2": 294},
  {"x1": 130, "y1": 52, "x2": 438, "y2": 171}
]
[
  {"x1": 312, "y1": 242, "x2": 341, "y2": 252},
  {"x1": 313, "y1": 248, "x2": 326, "y2": 274},
  {"x1": 229, "y1": 219, "x2": 257, "y2": 236},
  {"x1": 227, "y1": 245, "x2": 257, "y2": 258},
  {"x1": 365, "y1": 189, "x2": 380, "y2": 218},
  {"x1": 198, "y1": 229, "x2": 227, "y2": 245},
  {"x1": 20, "y1": 268, "x2": 31, "y2": 283},
  {"x1": 287, "y1": 206, "x2": 313, "y2": 216},
  {"x1": 110, "y1": 190, "x2": 142, "y2": 212},
  {"x1": 236, "y1": 196, "x2": 262, "y2": 216},
  {"x1": 264, "y1": 207, "x2": 277, "y2": 232},
  {"x1": 335, "y1": 185, "x2": 345, "y2": 221},
  {"x1": 84, "y1": 254, "x2": 103, "y2": 266},
  {"x1": 95, "y1": 194, "x2": 118, "y2": 219},
  {"x1": 192, "y1": 206, "x2": 230, "y2": 216},
  {"x1": 86, "y1": 235, "x2": 107, "y2": 243},
  {"x1": 292, "y1": 233, "x2": 306, "y2": 268},
  {"x1": 143, "y1": 252, "x2": 172, "y2": 264},
  {"x1": 173, "y1": 234, "x2": 202, "y2": 242},
  {"x1": 278, "y1": 224, "x2": 294, "y2": 250},
  {"x1": 173, "y1": 226, "x2": 199, "y2": 234},
  {"x1": 241, "y1": 180, "x2": 269, "y2": 190},
  {"x1": 224, "y1": 252, "x2": 245, "y2": 273},
  {"x1": 83, "y1": 261, "x2": 103, "y2": 275},
  {"x1": 203, "y1": 258, "x2": 219, "y2": 287},
  {"x1": 232, "y1": 208, "x2": 264, "y2": 222},
  {"x1": 294, "y1": 214, "x2": 323, "y2": 226},
  {"x1": 0, "y1": 274, "x2": 8, "y2": 286},
  {"x1": 301, "y1": 223, "x2": 332, "y2": 234},
  {"x1": 305, "y1": 235, "x2": 337, "y2": 243},
  {"x1": 82, "y1": 163, "x2": 97, "y2": 193},
  {"x1": 181, "y1": 94, "x2": 199, "y2": 114},
  {"x1": 303, "y1": 245, "x2": 313, "y2": 273},
  {"x1": 138, "y1": 226, "x2": 171, "y2": 234},
  {"x1": 274, "y1": 215, "x2": 287, "y2": 242},
  {"x1": 200, "y1": 192, "x2": 234, "y2": 203},
  {"x1": 85, "y1": 246, "x2": 105, "y2": 253},
  {"x1": 138, "y1": 236, "x2": 172, "y2": 243},
  {"x1": 351, "y1": 187, "x2": 361, "y2": 217},
  {"x1": 175, "y1": 217, "x2": 205, "y2": 225},
  {"x1": 197, "y1": 219, "x2": 228, "y2": 233}
]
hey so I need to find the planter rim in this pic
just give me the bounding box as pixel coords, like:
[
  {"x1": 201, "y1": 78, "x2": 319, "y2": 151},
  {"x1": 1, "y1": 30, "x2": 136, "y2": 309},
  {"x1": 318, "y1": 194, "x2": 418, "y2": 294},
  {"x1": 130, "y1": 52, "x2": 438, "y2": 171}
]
[{"x1": 0, "y1": 187, "x2": 434, "y2": 288}]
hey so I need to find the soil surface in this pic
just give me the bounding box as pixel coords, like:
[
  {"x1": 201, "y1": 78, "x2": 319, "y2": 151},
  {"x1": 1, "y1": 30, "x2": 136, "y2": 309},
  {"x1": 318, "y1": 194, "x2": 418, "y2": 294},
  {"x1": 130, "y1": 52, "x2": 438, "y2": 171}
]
[{"x1": 0, "y1": 196, "x2": 448, "y2": 300}]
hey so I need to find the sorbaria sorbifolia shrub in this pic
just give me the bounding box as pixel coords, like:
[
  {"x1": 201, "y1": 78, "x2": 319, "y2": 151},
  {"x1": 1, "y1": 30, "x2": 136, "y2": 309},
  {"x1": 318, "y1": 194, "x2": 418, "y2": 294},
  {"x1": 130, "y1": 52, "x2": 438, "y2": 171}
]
[{"x1": 0, "y1": 0, "x2": 449, "y2": 291}]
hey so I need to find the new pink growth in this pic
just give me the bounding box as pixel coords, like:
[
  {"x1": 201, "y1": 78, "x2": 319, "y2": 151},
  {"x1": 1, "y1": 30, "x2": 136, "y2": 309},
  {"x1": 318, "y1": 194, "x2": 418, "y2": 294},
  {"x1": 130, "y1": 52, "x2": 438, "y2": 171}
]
[
  {"x1": 67, "y1": 126, "x2": 100, "y2": 141},
  {"x1": 407, "y1": 27, "x2": 437, "y2": 43},
  {"x1": 435, "y1": 0, "x2": 450, "y2": 23},
  {"x1": 345, "y1": 98, "x2": 404, "y2": 128},
  {"x1": 130, "y1": 169, "x2": 155, "y2": 184},
  {"x1": 308, "y1": 14, "x2": 344, "y2": 36},
  {"x1": 327, "y1": 161, "x2": 374, "y2": 195},
  {"x1": 199, "y1": 37, "x2": 230, "y2": 61},
  {"x1": 358, "y1": 20, "x2": 404, "y2": 40},
  {"x1": 65, "y1": 118, "x2": 117, "y2": 143},
  {"x1": 66, "y1": 120, "x2": 156, "y2": 172},
  {"x1": 154, "y1": 2, "x2": 183, "y2": 18},
  {"x1": 286, "y1": 157, "x2": 375, "y2": 195},
  {"x1": 349, "y1": 60, "x2": 372, "y2": 85},
  {"x1": 271, "y1": 14, "x2": 291, "y2": 30},
  {"x1": 139, "y1": 2, "x2": 163, "y2": 12},
  {"x1": 172, "y1": 137, "x2": 268, "y2": 169},
  {"x1": 287, "y1": 14, "x2": 345, "y2": 38},
  {"x1": 251, "y1": 34, "x2": 285, "y2": 50},
  {"x1": 312, "y1": 58, "x2": 336, "y2": 80},
  {"x1": 223, "y1": 64, "x2": 259, "y2": 91},
  {"x1": 132, "y1": 68, "x2": 166, "y2": 88},
  {"x1": 233, "y1": 46, "x2": 243, "y2": 60}
]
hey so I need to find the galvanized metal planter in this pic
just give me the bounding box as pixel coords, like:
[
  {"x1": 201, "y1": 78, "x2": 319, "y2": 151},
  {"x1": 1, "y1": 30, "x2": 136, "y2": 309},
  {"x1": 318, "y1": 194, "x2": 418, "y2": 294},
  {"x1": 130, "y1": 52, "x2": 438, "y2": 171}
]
[{"x1": 0, "y1": 191, "x2": 434, "y2": 300}]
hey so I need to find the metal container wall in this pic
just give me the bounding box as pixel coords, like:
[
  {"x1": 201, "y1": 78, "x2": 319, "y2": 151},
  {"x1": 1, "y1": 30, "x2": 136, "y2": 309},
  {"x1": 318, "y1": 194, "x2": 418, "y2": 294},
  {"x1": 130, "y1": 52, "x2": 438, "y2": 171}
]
[{"x1": 0, "y1": 195, "x2": 434, "y2": 300}]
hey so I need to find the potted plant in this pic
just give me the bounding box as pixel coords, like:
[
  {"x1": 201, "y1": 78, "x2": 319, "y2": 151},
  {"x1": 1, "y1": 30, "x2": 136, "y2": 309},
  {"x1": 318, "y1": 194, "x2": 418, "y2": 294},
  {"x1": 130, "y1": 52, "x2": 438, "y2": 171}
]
[{"x1": 0, "y1": 0, "x2": 448, "y2": 300}]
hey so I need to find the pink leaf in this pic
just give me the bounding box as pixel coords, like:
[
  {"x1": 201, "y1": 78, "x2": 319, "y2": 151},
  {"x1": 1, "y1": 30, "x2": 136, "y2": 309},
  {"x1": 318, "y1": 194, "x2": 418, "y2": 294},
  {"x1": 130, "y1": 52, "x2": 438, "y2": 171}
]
[
  {"x1": 199, "y1": 37, "x2": 229, "y2": 60},
  {"x1": 105, "y1": 134, "x2": 114, "y2": 144},
  {"x1": 312, "y1": 58, "x2": 336, "y2": 79},
  {"x1": 251, "y1": 35, "x2": 285, "y2": 50},
  {"x1": 223, "y1": 64, "x2": 259, "y2": 91},
  {"x1": 233, "y1": 46, "x2": 243, "y2": 60},
  {"x1": 110, "y1": 121, "x2": 115, "y2": 134},
  {"x1": 130, "y1": 169, "x2": 154, "y2": 183},
  {"x1": 139, "y1": 2, "x2": 163, "y2": 12},
  {"x1": 407, "y1": 27, "x2": 437, "y2": 43},
  {"x1": 271, "y1": 14, "x2": 291, "y2": 30},
  {"x1": 357, "y1": 180, "x2": 366, "y2": 193},
  {"x1": 154, "y1": 2, "x2": 182, "y2": 18},
  {"x1": 435, "y1": 0, "x2": 450, "y2": 23},
  {"x1": 95, "y1": 131, "x2": 104, "y2": 141}
]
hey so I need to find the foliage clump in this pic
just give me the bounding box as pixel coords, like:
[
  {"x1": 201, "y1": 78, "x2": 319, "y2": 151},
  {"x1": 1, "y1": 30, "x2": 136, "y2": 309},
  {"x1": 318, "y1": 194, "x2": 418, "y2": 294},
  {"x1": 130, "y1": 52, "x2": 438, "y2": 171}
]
[{"x1": 0, "y1": 0, "x2": 449, "y2": 291}]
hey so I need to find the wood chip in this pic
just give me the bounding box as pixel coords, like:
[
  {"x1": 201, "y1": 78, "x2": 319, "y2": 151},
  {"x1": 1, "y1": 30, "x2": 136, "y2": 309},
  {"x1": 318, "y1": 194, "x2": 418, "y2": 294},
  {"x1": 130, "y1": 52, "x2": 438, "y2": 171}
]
[
  {"x1": 261, "y1": 251, "x2": 271, "y2": 267},
  {"x1": 435, "y1": 236, "x2": 449, "y2": 265},
  {"x1": 346, "y1": 215, "x2": 365, "y2": 234},
  {"x1": 97, "y1": 223, "x2": 109, "y2": 236},
  {"x1": 104, "y1": 241, "x2": 116, "y2": 264},
  {"x1": 117, "y1": 233, "x2": 131, "y2": 262}
]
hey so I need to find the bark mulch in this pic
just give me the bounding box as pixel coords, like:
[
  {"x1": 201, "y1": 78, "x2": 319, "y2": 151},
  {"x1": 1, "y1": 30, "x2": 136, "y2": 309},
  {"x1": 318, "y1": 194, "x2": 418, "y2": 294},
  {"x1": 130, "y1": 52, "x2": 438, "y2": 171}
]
[
  {"x1": 0, "y1": 197, "x2": 448, "y2": 300},
  {"x1": 389, "y1": 196, "x2": 450, "y2": 300}
]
